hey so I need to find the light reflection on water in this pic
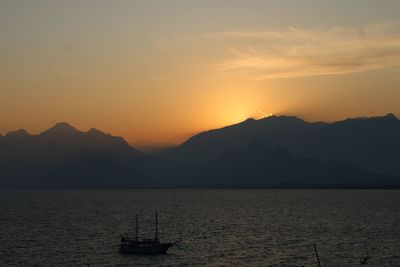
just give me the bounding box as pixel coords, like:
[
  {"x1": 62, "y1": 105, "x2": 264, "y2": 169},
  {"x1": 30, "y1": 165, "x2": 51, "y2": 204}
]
[{"x1": 1, "y1": 189, "x2": 400, "y2": 266}]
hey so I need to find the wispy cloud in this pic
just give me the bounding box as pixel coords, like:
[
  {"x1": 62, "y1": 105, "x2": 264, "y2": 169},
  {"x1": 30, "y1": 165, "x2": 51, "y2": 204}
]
[
  {"x1": 206, "y1": 22, "x2": 400, "y2": 79},
  {"x1": 209, "y1": 23, "x2": 400, "y2": 80}
]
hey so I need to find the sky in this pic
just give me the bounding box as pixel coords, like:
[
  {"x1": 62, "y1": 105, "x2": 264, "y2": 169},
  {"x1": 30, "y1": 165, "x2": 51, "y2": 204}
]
[{"x1": 1, "y1": 0, "x2": 400, "y2": 144}]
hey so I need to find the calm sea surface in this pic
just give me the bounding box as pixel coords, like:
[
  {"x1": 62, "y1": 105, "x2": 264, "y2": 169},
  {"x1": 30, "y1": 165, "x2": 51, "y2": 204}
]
[{"x1": 1, "y1": 190, "x2": 400, "y2": 267}]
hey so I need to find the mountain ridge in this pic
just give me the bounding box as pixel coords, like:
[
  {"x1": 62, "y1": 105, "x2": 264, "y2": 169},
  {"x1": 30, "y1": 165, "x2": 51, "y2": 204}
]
[
  {"x1": 163, "y1": 113, "x2": 400, "y2": 176},
  {"x1": 1, "y1": 114, "x2": 399, "y2": 189},
  {"x1": 0, "y1": 123, "x2": 144, "y2": 189}
]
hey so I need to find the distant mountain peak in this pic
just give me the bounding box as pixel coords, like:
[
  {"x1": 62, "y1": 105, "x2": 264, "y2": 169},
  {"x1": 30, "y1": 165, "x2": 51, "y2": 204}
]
[
  {"x1": 333, "y1": 113, "x2": 399, "y2": 126},
  {"x1": 53, "y1": 122, "x2": 75, "y2": 128},
  {"x1": 244, "y1": 118, "x2": 256, "y2": 122},
  {"x1": 360, "y1": 113, "x2": 400, "y2": 125},
  {"x1": 383, "y1": 113, "x2": 399, "y2": 121},
  {"x1": 6, "y1": 129, "x2": 30, "y2": 138},
  {"x1": 258, "y1": 114, "x2": 306, "y2": 124},
  {"x1": 277, "y1": 115, "x2": 304, "y2": 120},
  {"x1": 238, "y1": 118, "x2": 257, "y2": 125},
  {"x1": 87, "y1": 128, "x2": 107, "y2": 136},
  {"x1": 41, "y1": 122, "x2": 80, "y2": 136}
]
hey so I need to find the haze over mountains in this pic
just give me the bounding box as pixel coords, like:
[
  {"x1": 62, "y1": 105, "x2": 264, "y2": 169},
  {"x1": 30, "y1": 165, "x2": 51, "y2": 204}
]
[
  {"x1": 131, "y1": 140, "x2": 177, "y2": 154},
  {"x1": 0, "y1": 123, "x2": 145, "y2": 189},
  {"x1": 1, "y1": 114, "x2": 399, "y2": 189},
  {"x1": 167, "y1": 113, "x2": 400, "y2": 176}
]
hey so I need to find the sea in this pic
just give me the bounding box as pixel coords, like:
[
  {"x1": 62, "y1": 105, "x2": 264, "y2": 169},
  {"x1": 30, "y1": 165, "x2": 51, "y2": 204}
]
[{"x1": 1, "y1": 189, "x2": 399, "y2": 267}]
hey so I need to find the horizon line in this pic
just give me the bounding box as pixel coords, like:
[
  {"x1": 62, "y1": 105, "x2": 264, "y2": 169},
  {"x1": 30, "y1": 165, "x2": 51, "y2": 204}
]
[{"x1": 1, "y1": 112, "x2": 398, "y2": 143}]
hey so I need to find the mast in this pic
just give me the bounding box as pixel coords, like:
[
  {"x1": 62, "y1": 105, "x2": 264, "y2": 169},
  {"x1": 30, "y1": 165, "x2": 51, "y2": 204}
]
[
  {"x1": 313, "y1": 243, "x2": 321, "y2": 267},
  {"x1": 136, "y1": 213, "x2": 139, "y2": 242},
  {"x1": 155, "y1": 209, "x2": 158, "y2": 240}
]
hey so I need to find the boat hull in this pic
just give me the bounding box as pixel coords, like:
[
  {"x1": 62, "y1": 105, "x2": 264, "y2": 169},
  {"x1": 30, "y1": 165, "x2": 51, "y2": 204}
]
[{"x1": 119, "y1": 242, "x2": 174, "y2": 255}]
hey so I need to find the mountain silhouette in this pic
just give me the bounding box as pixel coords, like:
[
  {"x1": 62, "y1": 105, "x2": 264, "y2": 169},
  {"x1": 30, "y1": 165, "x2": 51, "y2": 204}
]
[
  {"x1": 0, "y1": 123, "x2": 144, "y2": 189},
  {"x1": 164, "y1": 113, "x2": 400, "y2": 176},
  {"x1": 292, "y1": 113, "x2": 400, "y2": 176},
  {"x1": 5, "y1": 129, "x2": 31, "y2": 138},
  {"x1": 39, "y1": 149, "x2": 149, "y2": 189},
  {"x1": 40, "y1": 122, "x2": 80, "y2": 136},
  {"x1": 1, "y1": 114, "x2": 399, "y2": 189},
  {"x1": 188, "y1": 140, "x2": 396, "y2": 188},
  {"x1": 164, "y1": 115, "x2": 326, "y2": 162}
]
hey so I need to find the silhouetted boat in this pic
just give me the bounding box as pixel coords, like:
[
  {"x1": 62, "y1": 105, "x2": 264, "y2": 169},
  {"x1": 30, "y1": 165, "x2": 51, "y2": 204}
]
[{"x1": 119, "y1": 210, "x2": 180, "y2": 255}]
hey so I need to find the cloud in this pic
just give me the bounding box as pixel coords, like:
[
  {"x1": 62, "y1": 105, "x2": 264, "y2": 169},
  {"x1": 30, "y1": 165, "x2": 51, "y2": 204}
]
[{"x1": 208, "y1": 22, "x2": 400, "y2": 80}]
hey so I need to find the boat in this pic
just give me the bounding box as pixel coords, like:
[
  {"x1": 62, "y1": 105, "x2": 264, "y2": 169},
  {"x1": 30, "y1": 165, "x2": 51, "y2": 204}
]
[{"x1": 119, "y1": 210, "x2": 180, "y2": 255}]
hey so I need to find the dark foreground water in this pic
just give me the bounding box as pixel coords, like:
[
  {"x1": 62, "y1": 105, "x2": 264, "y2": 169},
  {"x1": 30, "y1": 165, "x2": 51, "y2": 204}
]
[{"x1": 1, "y1": 190, "x2": 400, "y2": 267}]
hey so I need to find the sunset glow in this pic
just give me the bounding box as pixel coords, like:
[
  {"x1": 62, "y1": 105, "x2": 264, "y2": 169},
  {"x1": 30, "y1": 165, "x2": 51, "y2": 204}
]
[{"x1": 1, "y1": 1, "x2": 400, "y2": 143}]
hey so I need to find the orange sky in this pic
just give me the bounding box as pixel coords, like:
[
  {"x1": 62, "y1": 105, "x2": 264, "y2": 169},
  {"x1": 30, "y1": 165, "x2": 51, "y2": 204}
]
[{"x1": 1, "y1": 1, "x2": 400, "y2": 143}]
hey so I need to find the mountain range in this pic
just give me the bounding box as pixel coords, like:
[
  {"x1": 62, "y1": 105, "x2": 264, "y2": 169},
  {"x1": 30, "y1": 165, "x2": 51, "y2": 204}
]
[
  {"x1": 0, "y1": 123, "x2": 146, "y2": 189},
  {"x1": 1, "y1": 114, "x2": 399, "y2": 189},
  {"x1": 166, "y1": 113, "x2": 400, "y2": 176}
]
